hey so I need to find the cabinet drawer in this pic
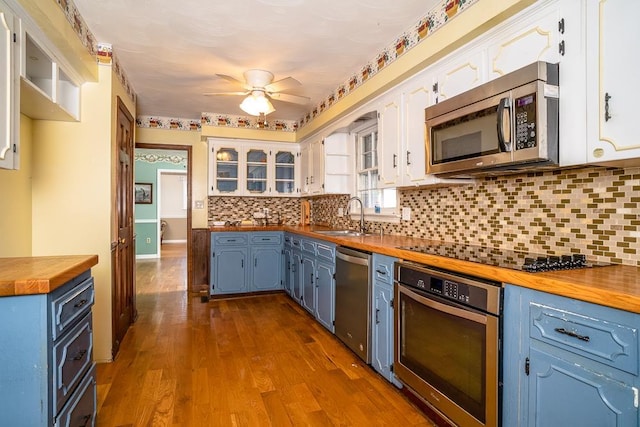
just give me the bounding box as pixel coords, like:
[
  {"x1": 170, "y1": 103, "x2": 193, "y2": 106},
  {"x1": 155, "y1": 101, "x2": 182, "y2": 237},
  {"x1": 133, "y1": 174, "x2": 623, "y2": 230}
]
[
  {"x1": 213, "y1": 233, "x2": 248, "y2": 246},
  {"x1": 530, "y1": 302, "x2": 639, "y2": 375},
  {"x1": 53, "y1": 314, "x2": 93, "y2": 413},
  {"x1": 301, "y1": 239, "x2": 316, "y2": 254},
  {"x1": 250, "y1": 233, "x2": 282, "y2": 245},
  {"x1": 55, "y1": 364, "x2": 96, "y2": 427},
  {"x1": 51, "y1": 276, "x2": 94, "y2": 340},
  {"x1": 373, "y1": 254, "x2": 396, "y2": 285},
  {"x1": 316, "y1": 243, "x2": 335, "y2": 262}
]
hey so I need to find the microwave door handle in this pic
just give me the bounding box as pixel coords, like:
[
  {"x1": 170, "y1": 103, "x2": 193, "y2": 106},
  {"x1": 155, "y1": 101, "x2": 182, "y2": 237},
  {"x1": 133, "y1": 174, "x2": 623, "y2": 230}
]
[{"x1": 496, "y1": 97, "x2": 512, "y2": 152}]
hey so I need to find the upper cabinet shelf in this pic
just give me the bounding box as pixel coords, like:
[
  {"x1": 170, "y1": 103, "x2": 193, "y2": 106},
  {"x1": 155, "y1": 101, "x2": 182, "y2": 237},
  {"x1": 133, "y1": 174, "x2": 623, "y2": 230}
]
[{"x1": 19, "y1": 31, "x2": 81, "y2": 121}]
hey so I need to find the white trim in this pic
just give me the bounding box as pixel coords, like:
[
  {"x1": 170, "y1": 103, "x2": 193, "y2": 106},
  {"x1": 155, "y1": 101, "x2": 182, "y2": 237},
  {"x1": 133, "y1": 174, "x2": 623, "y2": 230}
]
[
  {"x1": 161, "y1": 239, "x2": 188, "y2": 244},
  {"x1": 135, "y1": 219, "x2": 158, "y2": 224}
]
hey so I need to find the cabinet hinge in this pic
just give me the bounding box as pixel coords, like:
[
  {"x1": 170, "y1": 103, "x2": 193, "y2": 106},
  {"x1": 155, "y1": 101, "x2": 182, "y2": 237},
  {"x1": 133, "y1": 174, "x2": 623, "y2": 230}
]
[
  {"x1": 558, "y1": 40, "x2": 565, "y2": 56},
  {"x1": 322, "y1": 184, "x2": 325, "y2": 189},
  {"x1": 321, "y1": 139, "x2": 325, "y2": 145},
  {"x1": 525, "y1": 357, "x2": 530, "y2": 376},
  {"x1": 558, "y1": 18, "x2": 565, "y2": 34},
  {"x1": 13, "y1": 33, "x2": 17, "y2": 43},
  {"x1": 332, "y1": 273, "x2": 336, "y2": 280},
  {"x1": 300, "y1": 259, "x2": 303, "y2": 264},
  {"x1": 13, "y1": 143, "x2": 17, "y2": 153},
  {"x1": 390, "y1": 363, "x2": 394, "y2": 373},
  {"x1": 332, "y1": 320, "x2": 335, "y2": 326},
  {"x1": 432, "y1": 82, "x2": 438, "y2": 93},
  {"x1": 390, "y1": 298, "x2": 394, "y2": 308},
  {"x1": 212, "y1": 252, "x2": 215, "y2": 258}
]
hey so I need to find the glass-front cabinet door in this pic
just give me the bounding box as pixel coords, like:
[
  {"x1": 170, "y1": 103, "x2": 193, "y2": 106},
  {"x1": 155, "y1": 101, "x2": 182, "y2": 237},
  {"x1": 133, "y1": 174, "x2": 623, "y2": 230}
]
[
  {"x1": 246, "y1": 149, "x2": 268, "y2": 194},
  {"x1": 275, "y1": 150, "x2": 295, "y2": 195},
  {"x1": 215, "y1": 147, "x2": 239, "y2": 193},
  {"x1": 208, "y1": 139, "x2": 299, "y2": 197}
]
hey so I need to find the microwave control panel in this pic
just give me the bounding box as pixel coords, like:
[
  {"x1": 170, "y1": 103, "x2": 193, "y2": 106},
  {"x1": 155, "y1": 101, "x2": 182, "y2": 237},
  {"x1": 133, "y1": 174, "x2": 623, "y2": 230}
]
[{"x1": 515, "y1": 93, "x2": 537, "y2": 150}]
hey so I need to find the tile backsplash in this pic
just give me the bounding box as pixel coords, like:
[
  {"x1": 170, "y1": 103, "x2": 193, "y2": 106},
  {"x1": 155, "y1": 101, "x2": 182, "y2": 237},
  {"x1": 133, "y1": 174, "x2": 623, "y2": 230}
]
[{"x1": 208, "y1": 166, "x2": 639, "y2": 267}]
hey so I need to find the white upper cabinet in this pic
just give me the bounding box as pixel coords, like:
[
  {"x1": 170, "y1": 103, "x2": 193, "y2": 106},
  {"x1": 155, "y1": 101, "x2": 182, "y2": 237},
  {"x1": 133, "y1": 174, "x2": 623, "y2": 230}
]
[
  {"x1": 18, "y1": 28, "x2": 81, "y2": 122},
  {"x1": 486, "y1": 2, "x2": 563, "y2": 79},
  {"x1": 586, "y1": 0, "x2": 640, "y2": 165},
  {"x1": 378, "y1": 90, "x2": 402, "y2": 188},
  {"x1": 433, "y1": 49, "x2": 486, "y2": 104},
  {"x1": 0, "y1": 1, "x2": 17, "y2": 170},
  {"x1": 208, "y1": 138, "x2": 299, "y2": 197},
  {"x1": 299, "y1": 135, "x2": 351, "y2": 196},
  {"x1": 402, "y1": 74, "x2": 434, "y2": 186}
]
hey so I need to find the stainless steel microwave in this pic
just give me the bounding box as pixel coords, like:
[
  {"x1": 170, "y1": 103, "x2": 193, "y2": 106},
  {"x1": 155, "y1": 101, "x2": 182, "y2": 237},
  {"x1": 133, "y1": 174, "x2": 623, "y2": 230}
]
[{"x1": 426, "y1": 62, "x2": 559, "y2": 177}]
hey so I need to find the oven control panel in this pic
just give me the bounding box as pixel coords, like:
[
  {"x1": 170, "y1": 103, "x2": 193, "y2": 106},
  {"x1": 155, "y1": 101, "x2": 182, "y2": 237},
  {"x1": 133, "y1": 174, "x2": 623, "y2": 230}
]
[
  {"x1": 430, "y1": 279, "x2": 470, "y2": 303},
  {"x1": 515, "y1": 93, "x2": 537, "y2": 150}
]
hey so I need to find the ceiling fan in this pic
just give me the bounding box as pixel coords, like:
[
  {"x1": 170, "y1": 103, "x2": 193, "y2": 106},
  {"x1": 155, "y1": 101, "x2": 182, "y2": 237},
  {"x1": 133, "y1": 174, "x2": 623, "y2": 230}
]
[{"x1": 203, "y1": 69, "x2": 310, "y2": 116}]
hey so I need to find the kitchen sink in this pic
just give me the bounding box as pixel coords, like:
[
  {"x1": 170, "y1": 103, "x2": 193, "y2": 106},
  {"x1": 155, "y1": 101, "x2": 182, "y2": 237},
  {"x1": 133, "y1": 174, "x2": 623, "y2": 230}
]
[{"x1": 315, "y1": 229, "x2": 369, "y2": 237}]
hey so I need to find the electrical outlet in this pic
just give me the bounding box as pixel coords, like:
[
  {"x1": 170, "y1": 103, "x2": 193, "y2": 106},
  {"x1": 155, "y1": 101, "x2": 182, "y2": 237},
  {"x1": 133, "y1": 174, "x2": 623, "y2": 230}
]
[
  {"x1": 401, "y1": 207, "x2": 411, "y2": 221},
  {"x1": 194, "y1": 200, "x2": 204, "y2": 209},
  {"x1": 337, "y1": 207, "x2": 344, "y2": 217},
  {"x1": 146, "y1": 237, "x2": 151, "y2": 244}
]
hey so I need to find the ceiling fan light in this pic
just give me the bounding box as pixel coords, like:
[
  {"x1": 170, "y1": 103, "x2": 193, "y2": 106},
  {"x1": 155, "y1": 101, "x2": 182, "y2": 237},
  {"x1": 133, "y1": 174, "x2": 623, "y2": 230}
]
[{"x1": 239, "y1": 93, "x2": 275, "y2": 116}]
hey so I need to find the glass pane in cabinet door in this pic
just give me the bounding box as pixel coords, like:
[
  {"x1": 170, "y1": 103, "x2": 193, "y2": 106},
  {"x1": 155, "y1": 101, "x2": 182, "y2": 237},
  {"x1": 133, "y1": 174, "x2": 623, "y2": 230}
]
[
  {"x1": 217, "y1": 180, "x2": 238, "y2": 193},
  {"x1": 216, "y1": 148, "x2": 238, "y2": 162},
  {"x1": 247, "y1": 164, "x2": 267, "y2": 179},
  {"x1": 276, "y1": 165, "x2": 294, "y2": 180},
  {"x1": 217, "y1": 164, "x2": 238, "y2": 178},
  {"x1": 275, "y1": 181, "x2": 295, "y2": 194},
  {"x1": 275, "y1": 151, "x2": 294, "y2": 164},
  {"x1": 247, "y1": 180, "x2": 267, "y2": 193},
  {"x1": 247, "y1": 149, "x2": 267, "y2": 163}
]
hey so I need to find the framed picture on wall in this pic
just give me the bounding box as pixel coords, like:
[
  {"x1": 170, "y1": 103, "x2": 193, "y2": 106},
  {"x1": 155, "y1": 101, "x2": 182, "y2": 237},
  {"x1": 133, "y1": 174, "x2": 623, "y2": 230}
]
[{"x1": 135, "y1": 182, "x2": 153, "y2": 204}]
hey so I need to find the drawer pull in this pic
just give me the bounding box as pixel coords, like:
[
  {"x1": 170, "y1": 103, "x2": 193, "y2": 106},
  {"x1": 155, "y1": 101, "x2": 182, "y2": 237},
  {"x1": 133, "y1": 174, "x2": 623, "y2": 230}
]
[
  {"x1": 554, "y1": 327, "x2": 590, "y2": 342},
  {"x1": 80, "y1": 414, "x2": 92, "y2": 427},
  {"x1": 71, "y1": 349, "x2": 88, "y2": 361},
  {"x1": 375, "y1": 269, "x2": 387, "y2": 275},
  {"x1": 74, "y1": 299, "x2": 88, "y2": 308}
]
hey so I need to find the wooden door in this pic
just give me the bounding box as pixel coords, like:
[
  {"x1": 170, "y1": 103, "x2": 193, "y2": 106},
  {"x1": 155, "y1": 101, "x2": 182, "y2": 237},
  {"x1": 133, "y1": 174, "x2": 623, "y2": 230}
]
[{"x1": 113, "y1": 97, "x2": 135, "y2": 358}]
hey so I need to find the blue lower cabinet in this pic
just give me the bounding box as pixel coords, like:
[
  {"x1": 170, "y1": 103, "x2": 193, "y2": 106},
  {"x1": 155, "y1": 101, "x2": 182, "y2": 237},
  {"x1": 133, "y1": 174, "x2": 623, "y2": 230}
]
[
  {"x1": 283, "y1": 245, "x2": 293, "y2": 296},
  {"x1": 251, "y1": 246, "x2": 282, "y2": 291},
  {"x1": 301, "y1": 254, "x2": 316, "y2": 313},
  {"x1": 212, "y1": 246, "x2": 248, "y2": 294},
  {"x1": 503, "y1": 284, "x2": 640, "y2": 427},
  {"x1": 0, "y1": 270, "x2": 96, "y2": 426},
  {"x1": 371, "y1": 253, "x2": 401, "y2": 387},
  {"x1": 315, "y1": 260, "x2": 335, "y2": 332},
  {"x1": 211, "y1": 232, "x2": 283, "y2": 294}
]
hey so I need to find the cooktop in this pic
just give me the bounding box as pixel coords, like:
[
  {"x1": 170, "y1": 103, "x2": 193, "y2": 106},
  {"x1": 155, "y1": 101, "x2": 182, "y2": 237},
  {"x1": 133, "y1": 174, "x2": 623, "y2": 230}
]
[{"x1": 396, "y1": 242, "x2": 611, "y2": 273}]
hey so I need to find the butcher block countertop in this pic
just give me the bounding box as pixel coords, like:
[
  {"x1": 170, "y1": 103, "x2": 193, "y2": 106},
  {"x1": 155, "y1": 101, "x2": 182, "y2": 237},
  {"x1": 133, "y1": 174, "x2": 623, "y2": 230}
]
[
  {"x1": 211, "y1": 225, "x2": 640, "y2": 314},
  {"x1": 0, "y1": 255, "x2": 99, "y2": 297}
]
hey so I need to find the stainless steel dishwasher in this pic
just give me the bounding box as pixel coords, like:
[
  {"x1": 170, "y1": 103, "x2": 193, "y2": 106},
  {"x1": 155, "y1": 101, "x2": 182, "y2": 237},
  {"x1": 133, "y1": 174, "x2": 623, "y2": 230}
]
[{"x1": 334, "y1": 246, "x2": 372, "y2": 363}]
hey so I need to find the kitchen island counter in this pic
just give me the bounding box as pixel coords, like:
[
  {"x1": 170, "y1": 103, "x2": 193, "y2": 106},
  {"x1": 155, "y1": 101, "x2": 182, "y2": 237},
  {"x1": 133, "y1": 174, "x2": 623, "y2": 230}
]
[
  {"x1": 211, "y1": 225, "x2": 640, "y2": 313},
  {"x1": 0, "y1": 255, "x2": 99, "y2": 297}
]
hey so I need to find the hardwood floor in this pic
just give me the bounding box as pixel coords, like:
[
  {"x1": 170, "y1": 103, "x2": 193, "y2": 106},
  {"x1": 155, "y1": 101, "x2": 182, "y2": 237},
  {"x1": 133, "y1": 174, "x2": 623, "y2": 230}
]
[{"x1": 96, "y1": 244, "x2": 435, "y2": 426}]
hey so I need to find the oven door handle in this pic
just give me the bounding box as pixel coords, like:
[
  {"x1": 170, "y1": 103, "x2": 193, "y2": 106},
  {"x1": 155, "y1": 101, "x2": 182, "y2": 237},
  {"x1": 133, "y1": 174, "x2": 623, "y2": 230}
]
[{"x1": 398, "y1": 284, "x2": 488, "y2": 324}]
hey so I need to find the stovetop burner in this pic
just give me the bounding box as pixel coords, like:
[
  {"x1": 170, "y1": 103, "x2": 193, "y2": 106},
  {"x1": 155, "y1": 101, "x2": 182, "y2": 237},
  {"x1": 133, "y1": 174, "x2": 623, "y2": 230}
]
[{"x1": 396, "y1": 242, "x2": 610, "y2": 272}]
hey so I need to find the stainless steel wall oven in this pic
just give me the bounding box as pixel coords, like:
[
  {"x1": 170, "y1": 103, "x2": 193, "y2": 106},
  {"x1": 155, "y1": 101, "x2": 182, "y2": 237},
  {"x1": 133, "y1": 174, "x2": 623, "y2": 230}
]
[{"x1": 394, "y1": 262, "x2": 502, "y2": 427}]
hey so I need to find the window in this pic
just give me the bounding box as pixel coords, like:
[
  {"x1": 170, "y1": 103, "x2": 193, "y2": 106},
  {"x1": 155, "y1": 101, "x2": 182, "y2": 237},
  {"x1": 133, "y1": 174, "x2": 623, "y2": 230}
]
[{"x1": 355, "y1": 125, "x2": 396, "y2": 211}]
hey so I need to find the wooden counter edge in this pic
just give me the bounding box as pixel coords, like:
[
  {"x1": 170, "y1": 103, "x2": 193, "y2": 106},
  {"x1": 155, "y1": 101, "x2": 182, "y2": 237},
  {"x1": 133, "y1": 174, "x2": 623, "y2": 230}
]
[{"x1": 0, "y1": 255, "x2": 99, "y2": 297}]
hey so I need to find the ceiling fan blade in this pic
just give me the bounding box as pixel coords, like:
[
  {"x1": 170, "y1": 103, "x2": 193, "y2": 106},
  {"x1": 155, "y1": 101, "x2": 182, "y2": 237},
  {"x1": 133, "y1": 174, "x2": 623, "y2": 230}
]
[
  {"x1": 265, "y1": 76, "x2": 301, "y2": 93},
  {"x1": 215, "y1": 74, "x2": 251, "y2": 90},
  {"x1": 203, "y1": 91, "x2": 250, "y2": 96},
  {"x1": 268, "y1": 92, "x2": 310, "y2": 105}
]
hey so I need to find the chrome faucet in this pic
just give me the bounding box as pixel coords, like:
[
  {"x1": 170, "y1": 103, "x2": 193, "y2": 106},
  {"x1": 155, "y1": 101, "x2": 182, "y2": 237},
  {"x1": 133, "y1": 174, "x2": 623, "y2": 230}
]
[{"x1": 347, "y1": 196, "x2": 366, "y2": 233}]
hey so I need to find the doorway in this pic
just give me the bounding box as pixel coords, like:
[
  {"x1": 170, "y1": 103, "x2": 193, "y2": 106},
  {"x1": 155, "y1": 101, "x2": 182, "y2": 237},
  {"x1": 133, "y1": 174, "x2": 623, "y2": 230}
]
[{"x1": 135, "y1": 143, "x2": 193, "y2": 290}]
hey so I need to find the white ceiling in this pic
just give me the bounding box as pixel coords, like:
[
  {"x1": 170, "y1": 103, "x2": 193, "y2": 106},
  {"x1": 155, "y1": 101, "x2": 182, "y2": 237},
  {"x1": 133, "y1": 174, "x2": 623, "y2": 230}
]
[{"x1": 72, "y1": 0, "x2": 438, "y2": 121}]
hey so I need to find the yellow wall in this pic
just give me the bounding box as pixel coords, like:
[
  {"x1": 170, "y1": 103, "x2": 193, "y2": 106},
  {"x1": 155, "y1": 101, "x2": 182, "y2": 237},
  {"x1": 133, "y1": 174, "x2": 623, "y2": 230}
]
[
  {"x1": 0, "y1": 114, "x2": 33, "y2": 257},
  {"x1": 31, "y1": 65, "x2": 134, "y2": 362},
  {"x1": 136, "y1": 128, "x2": 208, "y2": 228}
]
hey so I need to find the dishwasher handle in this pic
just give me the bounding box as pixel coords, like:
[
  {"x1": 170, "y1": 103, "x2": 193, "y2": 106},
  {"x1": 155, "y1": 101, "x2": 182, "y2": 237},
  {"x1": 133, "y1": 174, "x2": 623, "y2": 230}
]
[{"x1": 336, "y1": 248, "x2": 370, "y2": 266}]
